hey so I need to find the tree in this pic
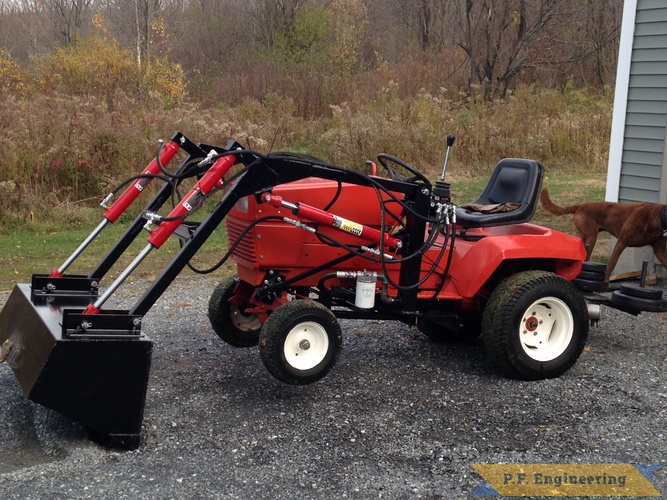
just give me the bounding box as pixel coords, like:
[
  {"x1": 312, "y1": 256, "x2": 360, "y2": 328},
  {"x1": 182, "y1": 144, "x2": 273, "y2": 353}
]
[
  {"x1": 244, "y1": 0, "x2": 304, "y2": 50},
  {"x1": 31, "y1": 20, "x2": 186, "y2": 110},
  {"x1": 47, "y1": 0, "x2": 95, "y2": 45},
  {"x1": 410, "y1": 0, "x2": 450, "y2": 51},
  {"x1": 455, "y1": 0, "x2": 569, "y2": 100},
  {"x1": 578, "y1": 0, "x2": 622, "y2": 87}
]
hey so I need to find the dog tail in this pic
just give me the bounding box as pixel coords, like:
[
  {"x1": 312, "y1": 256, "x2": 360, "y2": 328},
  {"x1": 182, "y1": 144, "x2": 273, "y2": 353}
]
[{"x1": 540, "y1": 188, "x2": 581, "y2": 215}]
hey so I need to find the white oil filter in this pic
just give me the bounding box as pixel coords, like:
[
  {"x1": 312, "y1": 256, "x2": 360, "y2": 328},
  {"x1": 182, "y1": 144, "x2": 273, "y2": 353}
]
[{"x1": 355, "y1": 272, "x2": 376, "y2": 309}]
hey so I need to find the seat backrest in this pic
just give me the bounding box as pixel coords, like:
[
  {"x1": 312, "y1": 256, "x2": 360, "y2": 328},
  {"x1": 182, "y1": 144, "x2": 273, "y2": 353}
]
[
  {"x1": 484, "y1": 162, "x2": 533, "y2": 204},
  {"x1": 456, "y1": 158, "x2": 543, "y2": 228}
]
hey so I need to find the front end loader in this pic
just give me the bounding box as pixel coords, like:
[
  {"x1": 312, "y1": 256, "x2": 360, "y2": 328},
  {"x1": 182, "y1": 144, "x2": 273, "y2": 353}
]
[{"x1": 1, "y1": 132, "x2": 664, "y2": 448}]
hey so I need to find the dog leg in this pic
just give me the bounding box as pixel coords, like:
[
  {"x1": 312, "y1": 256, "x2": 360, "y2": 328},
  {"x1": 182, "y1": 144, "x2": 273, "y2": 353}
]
[
  {"x1": 605, "y1": 240, "x2": 627, "y2": 281},
  {"x1": 573, "y1": 214, "x2": 598, "y2": 260},
  {"x1": 582, "y1": 237, "x2": 597, "y2": 260},
  {"x1": 651, "y1": 240, "x2": 667, "y2": 275}
]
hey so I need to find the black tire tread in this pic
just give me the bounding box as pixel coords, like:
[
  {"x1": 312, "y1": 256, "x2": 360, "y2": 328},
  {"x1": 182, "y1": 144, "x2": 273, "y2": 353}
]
[
  {"x1": 208, "y1": 277, "x2": 260, "y2": 347},
  {"x1": 572, "y1": 278, "x2": 609, "y2": 293},
  {"x1": 482, "y1": 270, "x2": 589, "y2": 380},
  {"x1": 618, "y1": 283, "x2": 663, "y2": 300},
  {"x1": 581, "y1": 261, "x2": 607, "y2": 274},
  {"x1": 576, "y1": 270, "x2": 605, "y2": 281},
  {"x1": 611, "y1": 291, "x2": 667, "y2": 312},
  {"x1": 259, "y1": 300, "x2": 342, "y2": 385}
]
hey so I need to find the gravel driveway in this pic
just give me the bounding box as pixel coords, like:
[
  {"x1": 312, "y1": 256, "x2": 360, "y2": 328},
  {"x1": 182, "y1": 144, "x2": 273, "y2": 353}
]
[{"x1": 0, "y1": 275, "x2": 665, "y2": 499}]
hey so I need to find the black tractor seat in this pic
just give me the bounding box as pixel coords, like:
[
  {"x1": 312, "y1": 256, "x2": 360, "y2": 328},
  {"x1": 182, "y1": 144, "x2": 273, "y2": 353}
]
[{"x1": 455, "y1": 158, "x2": 543, "y2": 229}]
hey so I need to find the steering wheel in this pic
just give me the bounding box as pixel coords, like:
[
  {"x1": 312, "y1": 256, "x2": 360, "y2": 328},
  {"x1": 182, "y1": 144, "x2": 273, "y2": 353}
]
[{"x1": 376, "y1": 154, "x2": 430, "y2": 185}]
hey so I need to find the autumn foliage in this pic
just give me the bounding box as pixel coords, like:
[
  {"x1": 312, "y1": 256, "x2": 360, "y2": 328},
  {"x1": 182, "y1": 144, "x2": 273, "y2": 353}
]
[{"x1": 0, "y1": 0, "x2": 619, "y2": 227}]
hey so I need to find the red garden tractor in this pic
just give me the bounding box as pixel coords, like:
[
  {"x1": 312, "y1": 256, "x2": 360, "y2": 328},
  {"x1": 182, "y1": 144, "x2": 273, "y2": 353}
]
[{"x1": 0, "y1": 132, "x2": 664, "y2": 448}]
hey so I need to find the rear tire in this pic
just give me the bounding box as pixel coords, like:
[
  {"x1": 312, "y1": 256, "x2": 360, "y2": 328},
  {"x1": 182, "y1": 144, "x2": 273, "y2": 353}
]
[
  {"x1": 208, "y1": 277, "x2": 261, "y2": 347},
  {"x1": 482, "y1": 270, "x2": 589, "y2": 380},
  {"x1": 259, "y1": 300, "x2": 342, "y2": 385}
]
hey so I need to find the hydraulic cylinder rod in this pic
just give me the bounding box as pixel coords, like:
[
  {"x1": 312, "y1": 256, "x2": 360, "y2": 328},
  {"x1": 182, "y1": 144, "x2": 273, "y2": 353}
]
[
  {"x1": 102, "y1": 138, "x2": 182, "y2": 223},
  {"x1": 263, "y1": 193, "x2": 402, "y2": 250},
  {"x1": 81, "y1": 153, "x2": 237, "y2": 315},
  {"x1": 49, "y1": 137, "x2": 183, "y2": 278}
]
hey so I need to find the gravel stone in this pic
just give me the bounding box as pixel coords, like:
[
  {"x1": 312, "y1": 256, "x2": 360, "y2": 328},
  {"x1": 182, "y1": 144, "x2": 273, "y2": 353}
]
[{"x1": 0, "y1": 275, "x2": 665, "y2": 499}]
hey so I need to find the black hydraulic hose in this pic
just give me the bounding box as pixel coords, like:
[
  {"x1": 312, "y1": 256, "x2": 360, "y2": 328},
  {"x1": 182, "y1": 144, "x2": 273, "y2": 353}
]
[
  {"x1": 174, "y1": 150, "x2": 450, "y2": 290},
  {"x1": 323, "y1": 181, "x2": 342, "y2": 211},
  {"x1": 438, "y1": 223, "x2": 457, "y2": 296},
  {"x1": 421, "y1": 222, "x2": 457, "y2": 303},
  {"x1": 317, "y1": 272, "x2": 340, "y2": 296},
  {"x1": 154, "y1": 141, "x2": 205, "y2": 180},
  {"x1": 379, "y1": 221, "x2": 448, "y2": 291},
  {"x1": 187, "y1": 214, "x2": 285, "y2": 274},
  {"x1": 105, "y1": 150, "x2": 212, "y2": 211},
  {"x1": 107, "y1": 172, "x2": 179, "y2": 199},
  {"x1": 143, "y1": 151, "x2": 267, "y2": 225},
  {"x1": 262, "y1": 153, "x2": 445, "y2": 223}
]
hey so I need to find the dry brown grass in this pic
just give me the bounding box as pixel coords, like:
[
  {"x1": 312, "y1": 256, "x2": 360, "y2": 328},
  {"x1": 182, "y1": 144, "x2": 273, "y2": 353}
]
[{"x1": 0, "y1": 84, "x2": 612, "y2": 230}]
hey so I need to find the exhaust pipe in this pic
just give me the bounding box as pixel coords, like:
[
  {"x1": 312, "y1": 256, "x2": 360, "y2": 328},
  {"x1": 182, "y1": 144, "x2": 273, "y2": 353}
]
[{"x1": 588, "y1": 303, "x2": 601, "y2": 327}]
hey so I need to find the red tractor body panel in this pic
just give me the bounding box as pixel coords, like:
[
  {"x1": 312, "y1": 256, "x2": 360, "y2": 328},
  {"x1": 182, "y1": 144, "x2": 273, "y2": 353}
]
[{"x1": 226, "y1": 179, "x2": 586, "y2": 302}]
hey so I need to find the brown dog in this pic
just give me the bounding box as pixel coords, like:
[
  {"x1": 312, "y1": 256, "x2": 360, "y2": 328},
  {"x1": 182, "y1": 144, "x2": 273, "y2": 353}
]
[{"x1": 540, "y1": 188, "x2": 667, "y2": 280}]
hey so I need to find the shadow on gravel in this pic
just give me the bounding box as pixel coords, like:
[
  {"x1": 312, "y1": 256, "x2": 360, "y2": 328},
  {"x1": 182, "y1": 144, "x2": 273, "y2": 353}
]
[{"x1": 0, "y1": 368, "x2": 90, "y2": 473}]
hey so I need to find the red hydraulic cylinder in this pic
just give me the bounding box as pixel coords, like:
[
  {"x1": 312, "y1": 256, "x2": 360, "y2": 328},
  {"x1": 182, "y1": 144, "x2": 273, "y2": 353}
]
[
  {"x1": 47, "y1": 139, "x2": 182, "y2": 278},
  {"x1": 104, "y1": 139, "x2": 182, "y2": 223},
  {"x1": 148, "y1": 154, "x2": 237, "y2": 249},
  {"x1": 81, "y1": 153, "x2": 238, "y2": 316},
  {"x1": 264, "y1": 194, "x2": 402, "y2": 250}
]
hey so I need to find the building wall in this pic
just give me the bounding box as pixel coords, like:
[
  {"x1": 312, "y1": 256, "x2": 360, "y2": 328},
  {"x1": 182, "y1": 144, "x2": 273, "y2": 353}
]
[
  {"x1": 607, "y1": 0, "x2": 667, "y2": 276},
  {"x1": 620, "y1": 0, "x2": 667, "y2": 204}
]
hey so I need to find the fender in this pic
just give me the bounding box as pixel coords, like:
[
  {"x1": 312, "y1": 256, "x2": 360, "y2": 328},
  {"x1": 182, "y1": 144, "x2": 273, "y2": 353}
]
[{"x1": 449, "y1": 224, "x2": 586, "y2": 298}]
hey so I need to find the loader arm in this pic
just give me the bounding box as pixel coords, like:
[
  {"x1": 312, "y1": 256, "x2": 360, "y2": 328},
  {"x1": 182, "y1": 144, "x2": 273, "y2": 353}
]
[
  {"x1": 0, "y1": 140, "x2": 439, "y2": 449},
  {"x1": 131, "y1": 155, "x2": 431, "y2": 316}
]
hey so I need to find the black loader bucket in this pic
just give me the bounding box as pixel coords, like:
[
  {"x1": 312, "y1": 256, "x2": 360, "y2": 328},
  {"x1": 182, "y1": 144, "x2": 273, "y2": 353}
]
[
  {"x1": 0, "y1": 277, "x2": 152, "y2": 449},
  {"x1": 0, "y1": 133, "x2": 255, "y2": 449}
]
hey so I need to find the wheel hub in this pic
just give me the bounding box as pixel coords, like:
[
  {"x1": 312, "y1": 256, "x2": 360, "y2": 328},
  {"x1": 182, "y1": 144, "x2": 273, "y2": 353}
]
[
  {"x1": 283, "y1": 321, "x2": 329, "y2": 371},
  {"x1": 524, "y1": 315, "x2": 539, "y2": 332},
  {"x1": 230, "y1": 305, "x2": 262, "y2": 332},
  {"x1": 519, "y1": 297, "x2": 574, "y2": 362}
]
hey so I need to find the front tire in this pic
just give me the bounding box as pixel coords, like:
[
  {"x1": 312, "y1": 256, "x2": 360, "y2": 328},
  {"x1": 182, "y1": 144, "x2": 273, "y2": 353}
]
[
  {"x1": 259, "y1": 300, "x2": 342, "y2": 385},
  {"x1": 208, "y1": 277, "x2": 261, "y2": 347},
  {"x1": 482, "y1": 270, "x2": 589, "y2": 380}
]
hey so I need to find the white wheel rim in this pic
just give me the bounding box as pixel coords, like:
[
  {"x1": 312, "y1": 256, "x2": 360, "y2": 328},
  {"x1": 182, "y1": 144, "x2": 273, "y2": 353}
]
[
  {"x1": 283, "y1": 321, "x2": 330, "y2": 371},
  {"x1": 519, "y1": 296, "x2": 574, "y2": 362}
]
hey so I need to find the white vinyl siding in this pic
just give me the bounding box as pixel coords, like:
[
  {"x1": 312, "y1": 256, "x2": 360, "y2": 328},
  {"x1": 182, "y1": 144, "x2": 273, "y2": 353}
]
[{"x1": 619, "y1": 0, "x2": 667, "y2": 204}]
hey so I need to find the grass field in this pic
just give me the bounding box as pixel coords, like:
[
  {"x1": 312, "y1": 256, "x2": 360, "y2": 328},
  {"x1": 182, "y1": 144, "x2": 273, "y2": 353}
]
[{"x1": 0, "y1": 170, "x2": 607, "y2": 292}]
